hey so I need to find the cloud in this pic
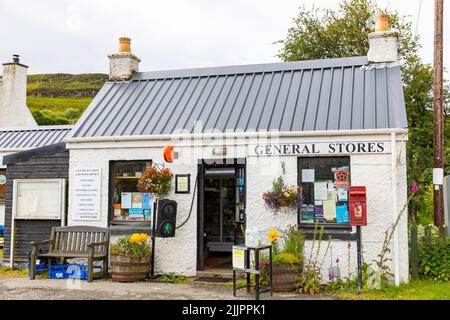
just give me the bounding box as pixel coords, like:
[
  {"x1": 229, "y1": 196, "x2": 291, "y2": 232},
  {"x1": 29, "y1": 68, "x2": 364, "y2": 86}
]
[{"x1": 0, "y1": 0, "x2": 447, "y2": 76}]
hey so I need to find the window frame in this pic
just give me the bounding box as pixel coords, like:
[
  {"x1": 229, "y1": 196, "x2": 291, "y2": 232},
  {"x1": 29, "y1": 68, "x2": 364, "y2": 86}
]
[
  {"x1": 297, "y1": 156, "x2": 352, "y2": 233},
  {"x1": 108, "y1": 160, "x2": 153, "y2": 226}
]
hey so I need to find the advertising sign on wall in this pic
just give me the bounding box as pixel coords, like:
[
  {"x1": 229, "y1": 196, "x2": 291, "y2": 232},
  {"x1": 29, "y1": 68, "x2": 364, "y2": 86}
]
[{"x1": 73, "y1": 168, "x2": 102, "y2": 221}]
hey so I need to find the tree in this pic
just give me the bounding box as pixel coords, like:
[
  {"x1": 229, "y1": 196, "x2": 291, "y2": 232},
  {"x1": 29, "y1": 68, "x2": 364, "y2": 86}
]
[{"x1": 277, "y1": 0, "x2": 449, "y2": 224}]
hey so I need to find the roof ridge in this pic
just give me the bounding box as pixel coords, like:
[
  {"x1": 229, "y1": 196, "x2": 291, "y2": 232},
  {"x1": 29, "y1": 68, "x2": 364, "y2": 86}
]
[{"x1": 132, "y1": 56, "x2": 369, "y2": 81}]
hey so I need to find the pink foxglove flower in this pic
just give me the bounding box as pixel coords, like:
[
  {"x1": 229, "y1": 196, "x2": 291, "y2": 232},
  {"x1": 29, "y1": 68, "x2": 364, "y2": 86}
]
[{"x1": 411, "y1": 182, "x2": 419, "y2": 194}]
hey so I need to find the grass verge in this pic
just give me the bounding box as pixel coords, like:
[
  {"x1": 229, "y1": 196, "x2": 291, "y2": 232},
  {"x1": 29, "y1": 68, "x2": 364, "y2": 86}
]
[{"x1": 336, "y1": 279, "x2": 450, "y2": 300}]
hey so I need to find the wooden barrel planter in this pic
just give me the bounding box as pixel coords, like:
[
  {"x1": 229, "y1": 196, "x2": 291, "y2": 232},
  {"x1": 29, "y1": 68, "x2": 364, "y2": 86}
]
[
  {"x1": 110, "y1": 255, "x2": 151, "y2": 282},
  {"x1": 271, "y1": 264, "x2": 301, "y2": 292}
]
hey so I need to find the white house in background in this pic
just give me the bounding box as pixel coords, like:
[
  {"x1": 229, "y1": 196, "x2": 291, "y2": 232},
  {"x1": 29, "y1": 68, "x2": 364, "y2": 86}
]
[
  {"x1": 0, "y1": 55, "x2": 72, "y2": 228},
  {"x1": 64, "y1": 22, "x2": 409, "y2": 285}
]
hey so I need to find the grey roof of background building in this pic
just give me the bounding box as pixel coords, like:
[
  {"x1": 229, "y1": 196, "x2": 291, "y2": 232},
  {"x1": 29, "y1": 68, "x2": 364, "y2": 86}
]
[
  {"x1": 0, "y1": 126, "x2": 72, "y2": 149},
  {"x1": 69, "y1": 56, "x2": 408, "y2": 138}
]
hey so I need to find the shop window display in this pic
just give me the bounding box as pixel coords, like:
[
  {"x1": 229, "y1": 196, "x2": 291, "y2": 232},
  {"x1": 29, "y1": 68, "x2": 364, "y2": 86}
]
[
  {"x1": 298, "y1": 157, "x2": 351, "y2": 226},
  {"x1": 111, "y1": 161, "x2": 153, "y2": 222}
]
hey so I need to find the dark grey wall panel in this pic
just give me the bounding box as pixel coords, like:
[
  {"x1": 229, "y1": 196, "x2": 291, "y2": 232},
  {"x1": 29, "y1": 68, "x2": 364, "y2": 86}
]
[{"x1": 3, "y1": 150, "x2": 69, "y2": 262}]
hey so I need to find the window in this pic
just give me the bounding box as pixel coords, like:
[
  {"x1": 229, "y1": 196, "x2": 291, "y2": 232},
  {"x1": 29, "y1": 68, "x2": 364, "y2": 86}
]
[
  {"x1": 110, "y1": 161, "x2": 153, "y2": 223},
  {"x1": 13, "y1": 179, "x2": 65, "y2": 220},
  {"x1": 298, "y1": 157, "x2": 350, "y2": 227}
]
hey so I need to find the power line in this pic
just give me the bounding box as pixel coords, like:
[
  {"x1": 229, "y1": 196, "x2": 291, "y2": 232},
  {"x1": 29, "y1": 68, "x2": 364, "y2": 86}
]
[{"x1": 415, "y1": 0, "x2": 423, "y2": 36}]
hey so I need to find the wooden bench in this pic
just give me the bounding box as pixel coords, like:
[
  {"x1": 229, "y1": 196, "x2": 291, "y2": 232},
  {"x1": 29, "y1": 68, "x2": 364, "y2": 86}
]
[{"x1": 29, "y1": 226, "x2": 110, "y2": 282}]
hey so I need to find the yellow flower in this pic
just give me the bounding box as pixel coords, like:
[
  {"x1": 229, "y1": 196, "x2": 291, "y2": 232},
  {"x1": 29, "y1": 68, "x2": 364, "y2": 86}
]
[
  {"x1": 267, "y1": 228, "x2": 280, "y2": 243},
  {"x1": 130, "y1": 233, "x2": 149, "y2": 244}
]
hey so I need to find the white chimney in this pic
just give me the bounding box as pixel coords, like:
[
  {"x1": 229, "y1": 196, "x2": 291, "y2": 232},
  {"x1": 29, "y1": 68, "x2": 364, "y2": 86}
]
[
  {"x1": 108, "y1": 37, "x2": 141, "y2": 81},
  {"x1": 368, "y1": 13, "x2": 398, "y2": 63},
  {"x1": 0, "y1": 55, "x2": 37, "y2": 127}
]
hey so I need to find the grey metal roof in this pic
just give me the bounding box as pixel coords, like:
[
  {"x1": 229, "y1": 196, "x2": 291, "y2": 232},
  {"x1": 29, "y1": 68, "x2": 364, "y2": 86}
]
[
  {"x1": 0, "y1": 126, "x2": 72, "y2": 149},
  {"x1": 70, "y1": 56, "x2": 407, "y2": 138}
]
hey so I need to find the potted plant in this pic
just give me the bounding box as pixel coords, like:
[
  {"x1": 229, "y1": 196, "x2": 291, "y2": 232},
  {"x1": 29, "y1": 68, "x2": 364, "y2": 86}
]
[
  {"x1": 110, "y1": 233, "x2": 152, "y2": 282},
  {"x1": 260, "y1": 226, "x2": 305, "y2": 292},
  {"x1": 262, "y1": 176, "x2": 300, "y2": 214},
  {"x1": 137, "y1": 165, "x2": 173, "y2": 199}
]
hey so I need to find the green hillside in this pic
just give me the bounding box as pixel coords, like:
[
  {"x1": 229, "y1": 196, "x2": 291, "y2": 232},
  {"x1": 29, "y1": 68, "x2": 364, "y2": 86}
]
[{"x1": 27, "y1": 73, "x2": 108, "y2": 125}]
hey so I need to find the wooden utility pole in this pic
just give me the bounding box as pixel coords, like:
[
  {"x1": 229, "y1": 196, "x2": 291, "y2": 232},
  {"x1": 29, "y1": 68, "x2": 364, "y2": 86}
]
[{"x1": 433, "y1": 0, "x2": 445, "y2": 227}]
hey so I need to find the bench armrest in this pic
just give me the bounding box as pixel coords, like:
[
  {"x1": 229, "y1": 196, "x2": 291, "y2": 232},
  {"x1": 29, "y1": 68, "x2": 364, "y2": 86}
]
[
  {"x1": 30, "y1": 239, "x2": 54, "y2": 247},
  {"x1": 87, "y1": 241, "x2": 108, "y2": 248}
]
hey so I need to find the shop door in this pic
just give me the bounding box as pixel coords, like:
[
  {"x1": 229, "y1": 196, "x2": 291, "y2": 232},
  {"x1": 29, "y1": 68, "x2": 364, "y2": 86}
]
[{"x1": 197, "y1": 159, "x2": 246, "y2": 271}]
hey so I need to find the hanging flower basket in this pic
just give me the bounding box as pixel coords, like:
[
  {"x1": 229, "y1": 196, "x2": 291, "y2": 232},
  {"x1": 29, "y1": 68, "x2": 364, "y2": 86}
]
[
  {"x1": 137, "y1": 165, "x2": 173, "y2": 198},
  {"x1": 262, "y1": 176, "x2": 301, "y2": 214}
]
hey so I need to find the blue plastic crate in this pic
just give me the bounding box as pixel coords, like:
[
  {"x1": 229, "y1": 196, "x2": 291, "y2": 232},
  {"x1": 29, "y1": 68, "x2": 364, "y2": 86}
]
[
  {"x1": 48, "y1": 264, "x2": 102, "y2": 280},
  {"x1": 48, "y1": 264, "x2": 67, "y2": 279},
  {"x1": 28, "y1": 263, "x2": 48, "y2": 276}
]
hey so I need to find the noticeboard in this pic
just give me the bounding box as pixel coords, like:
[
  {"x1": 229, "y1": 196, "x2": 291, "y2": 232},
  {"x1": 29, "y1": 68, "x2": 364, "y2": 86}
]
[{"x1": 13, "y1": 179, "x2": 65, "y2": 220}]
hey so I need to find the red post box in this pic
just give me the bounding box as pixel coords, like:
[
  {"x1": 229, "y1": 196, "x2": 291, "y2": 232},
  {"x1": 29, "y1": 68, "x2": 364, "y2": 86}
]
[{"x1": 349, "y1": 186, "x2": 367, "y2": 226}]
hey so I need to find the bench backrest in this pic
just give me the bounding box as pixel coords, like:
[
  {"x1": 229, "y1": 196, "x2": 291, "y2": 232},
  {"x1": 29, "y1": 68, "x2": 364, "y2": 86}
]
[{"x1": 50, "y1": 226, "x2": 110, "y2": 254}]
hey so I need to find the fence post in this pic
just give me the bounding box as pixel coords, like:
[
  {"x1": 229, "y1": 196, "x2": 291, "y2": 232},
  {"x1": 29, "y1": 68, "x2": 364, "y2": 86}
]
[
  {"x1": 410, "y1": 223, "x2": 419, "y2": 280},
  {"x1": 424, "y1": 225, "x2": 432, "y2": 249}
]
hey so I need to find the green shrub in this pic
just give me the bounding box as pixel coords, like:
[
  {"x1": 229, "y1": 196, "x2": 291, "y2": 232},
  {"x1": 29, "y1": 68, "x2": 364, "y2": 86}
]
[
  {"x1": 418, "y1": 226, "x2": 450, "y2": 282},
  {"x1": 64, "y1": 108, "x2": 82, "y2": 119}
]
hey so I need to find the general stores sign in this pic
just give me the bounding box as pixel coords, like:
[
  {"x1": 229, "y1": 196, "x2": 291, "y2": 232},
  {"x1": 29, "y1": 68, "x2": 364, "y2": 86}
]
[
  {"x1": 72, "y1": 168, "x2": 102, "y2": 221},
  {"x1": 251, "y1": 141, "x2": 390, "y2": 156}
]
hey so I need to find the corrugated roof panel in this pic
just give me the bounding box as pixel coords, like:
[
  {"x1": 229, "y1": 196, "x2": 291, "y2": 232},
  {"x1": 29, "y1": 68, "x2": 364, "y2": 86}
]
[
  {"x1": 213, "y1": 74, "x2": 245, "y2": 132},
  {"x1": 351, "y1": 68, "x2": 365, "y2": 130},
  {"x1": 338, "y1": 66, "x2": 354, "y2": 130},
  {"x1": 203, "y1": 75, "x2": 236, "y2": 132},
  {"x1": 258, "y1": 71, "x2": 283, "y2": 130},
  {"x1": 68, "y1": 57, "x2": 408, "y2": 138},
  {"x1": 314, "y1": 68, "x2": 333, "y2": 131},
  {"x1": 387, "y1": 67, "x2": 407, "y2": 128},
  {"x1": 156, "y1": 78, "x2": 194, "y2": 135},
  {"x1": 268, "y1": 71, "x2": 293, "y2": 131},
  {"x1": 279, "y1": 70, "x2": 302, "y2": 132},
  {"x1": 364, "y1": 69, "x2": 377, "y2": 129},
  {"x1": 0, "y1": 127, "x2": 72, "y2": 149},
  {"x1": 291, "y1": 70, "x2": 312, "y2": 132},
  {"x1": 376, "y1": 68, "x2": 389, "y2": 129}
]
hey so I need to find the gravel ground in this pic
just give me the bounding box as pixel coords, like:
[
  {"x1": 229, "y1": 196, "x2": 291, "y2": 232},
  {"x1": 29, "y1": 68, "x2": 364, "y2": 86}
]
[{"x1": 0, "y1": 277, "x2": 337, "y2": 300}]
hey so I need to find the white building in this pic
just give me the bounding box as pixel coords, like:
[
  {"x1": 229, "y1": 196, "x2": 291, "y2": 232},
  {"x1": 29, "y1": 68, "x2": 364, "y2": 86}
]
[{"x1": 64, "y1": 28, "x2": 410, "y2": 284}]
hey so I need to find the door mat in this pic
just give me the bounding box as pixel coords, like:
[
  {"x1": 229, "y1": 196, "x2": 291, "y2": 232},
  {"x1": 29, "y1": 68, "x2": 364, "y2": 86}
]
[{"x1": 194, "y1": 277, "x2": 232, "y2": 283}]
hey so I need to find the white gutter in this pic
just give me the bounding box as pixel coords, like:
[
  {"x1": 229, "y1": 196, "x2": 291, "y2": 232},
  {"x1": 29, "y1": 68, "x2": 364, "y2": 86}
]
[
  {"x1": 0, "y1": 148, "x2": 32, "y2": 152},
  {"x1": 65, "y1": 128, "x2": 409, "y2": 144},
  {"x1": 391, "y1": 132, "x2": 400, "y2": 286}
]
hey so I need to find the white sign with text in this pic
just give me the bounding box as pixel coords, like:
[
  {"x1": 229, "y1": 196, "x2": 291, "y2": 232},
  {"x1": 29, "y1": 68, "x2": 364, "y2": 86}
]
[{"x1": 73, "y1": 168, "x2": 102, "y2": 221}]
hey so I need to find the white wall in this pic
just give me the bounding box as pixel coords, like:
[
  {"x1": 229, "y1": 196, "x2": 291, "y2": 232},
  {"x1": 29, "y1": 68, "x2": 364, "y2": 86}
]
[{"x1": 67, "y1": 133, "x2": 408, "y2": 281}]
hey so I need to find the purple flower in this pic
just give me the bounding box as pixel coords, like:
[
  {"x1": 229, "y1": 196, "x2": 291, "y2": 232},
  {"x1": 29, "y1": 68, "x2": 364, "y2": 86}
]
[
  {"x1": 328, "y1": 272, "x2": 335, "y2": 281},
  {"x1": 411, "y1": 182, "x2": 419, "y2": 194},
  {"x1": 259, "y1": 262, "x2": 269, "y2": 268},
  {"x1": 336, "y1": 258, "x2": 340, "y2": 264}
]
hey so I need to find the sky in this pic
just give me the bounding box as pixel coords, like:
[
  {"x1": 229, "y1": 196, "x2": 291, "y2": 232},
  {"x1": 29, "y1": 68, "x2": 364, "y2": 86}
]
[{"x1": 0, "y1": 0, "x2": 448, "y2": 76}]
